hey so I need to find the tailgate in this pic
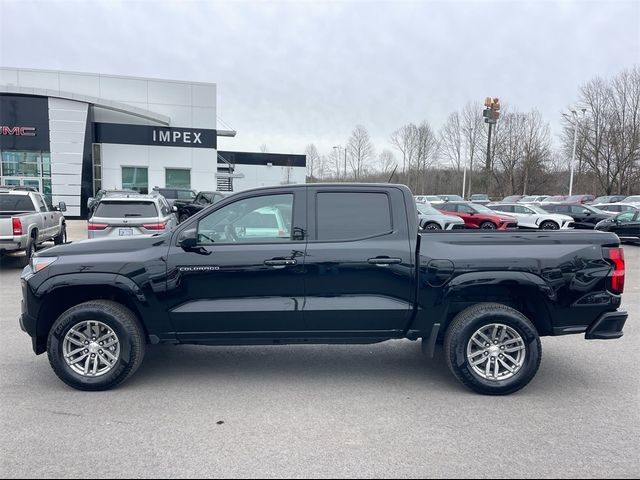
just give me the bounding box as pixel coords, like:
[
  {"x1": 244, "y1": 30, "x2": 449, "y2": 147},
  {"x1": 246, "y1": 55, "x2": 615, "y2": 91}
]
[{"x1": 0, "y1": 216, "x2": 16, "y2": 239}]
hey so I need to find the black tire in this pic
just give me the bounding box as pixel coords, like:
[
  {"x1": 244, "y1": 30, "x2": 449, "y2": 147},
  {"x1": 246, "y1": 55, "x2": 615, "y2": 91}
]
[
  {"x1": 423, "y1": 222, "x2": 442, "y2": 231},
  {"x1": 18, "y1": 239, "x2": 35, "y2": 268},
  {"x1": 444, "y1": 303, "x2": 542, "y2": 395},
  {"x1": 480, "y1": 221, "x2": 497, "y2": 230},
  {"x1": 53, "y1": 223, "x2": 66, "y2": 245},
  {"x1": 539, "y1": 220, "x2": 559, "y2": 230},
  {"x1": 47, "y1": 300, "x2": 146, "y2": 391}
]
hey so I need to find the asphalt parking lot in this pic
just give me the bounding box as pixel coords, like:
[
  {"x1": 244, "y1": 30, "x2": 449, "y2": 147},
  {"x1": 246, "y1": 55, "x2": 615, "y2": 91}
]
[{"x1": 0, "y1": 221, "x2": 638, "y2": 478}]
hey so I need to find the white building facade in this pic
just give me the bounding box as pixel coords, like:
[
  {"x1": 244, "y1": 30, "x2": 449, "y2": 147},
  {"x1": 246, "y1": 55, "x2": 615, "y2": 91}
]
[{"x1": 0, "y1": 68, "x2": 306, "y2": 217}]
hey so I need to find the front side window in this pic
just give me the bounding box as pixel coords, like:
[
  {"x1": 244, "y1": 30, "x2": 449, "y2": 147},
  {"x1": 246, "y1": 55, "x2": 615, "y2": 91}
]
[
  {"x1": 122, "y1": 167, "x2": 149, "y2": 194},
  {"x1": 617, "y1": 212, "x2": 636, "y2": 223},
  {"x1": 316, "y1": 192, "x2": 391, "y2": 241},
  {"x1": 514, "y1": 205, "x2": 532, "y2": 214},
  {"x1": 197, "y1": 194, "x2": 294, "y2": 244}
]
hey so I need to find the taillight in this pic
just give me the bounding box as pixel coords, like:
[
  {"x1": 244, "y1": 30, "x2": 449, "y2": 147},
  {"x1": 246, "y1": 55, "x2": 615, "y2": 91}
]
[
  {"x1": 12, "y1": 217, "x2": 23, "y2": 235},
  {"x1": 604, "y1": 247, "x2": 625, "y2": 294},
  {"x1": 88, "y1": 223, "x2": 109, "y2": 231},
  {"x1": 143, "y1": 222, "x2": 166, "y2": 230}
]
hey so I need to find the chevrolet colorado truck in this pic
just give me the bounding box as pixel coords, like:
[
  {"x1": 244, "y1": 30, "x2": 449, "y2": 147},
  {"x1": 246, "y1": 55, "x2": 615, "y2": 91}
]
[
  {"x1": 1, "y1": 188, "x2": 67, "y2": 267},
  {"x1": 20, "y1": 184, "x2": 628, "y2": 394}
]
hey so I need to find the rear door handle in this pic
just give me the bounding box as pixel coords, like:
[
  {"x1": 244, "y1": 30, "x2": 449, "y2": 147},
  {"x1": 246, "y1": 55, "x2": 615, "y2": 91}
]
[
  {"x1": 264, "y1": 258, "x2": 298, "y2": 267},
  {"x1": 368, "y1": 257, "x2": 402, "y2": 266}
]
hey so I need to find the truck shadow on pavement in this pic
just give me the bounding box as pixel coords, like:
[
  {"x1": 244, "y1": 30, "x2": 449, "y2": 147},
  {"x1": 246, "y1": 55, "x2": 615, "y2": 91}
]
[{"x1": 132, "y1": 341, "x2": 464, "y2": 393}]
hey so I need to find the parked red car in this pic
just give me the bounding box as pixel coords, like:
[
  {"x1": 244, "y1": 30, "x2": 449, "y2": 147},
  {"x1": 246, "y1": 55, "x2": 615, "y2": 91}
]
[{"x1": 438, "y1": 202, "x2": 518, "y2": 230}]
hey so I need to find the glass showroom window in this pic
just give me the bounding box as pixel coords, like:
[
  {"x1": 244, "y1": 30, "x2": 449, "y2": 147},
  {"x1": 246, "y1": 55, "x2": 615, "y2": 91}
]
[
  {"x1": 1, "y1": 151, "x2": 41, "y2": 176},
  {"x1": 122, "y1": 167, "x2": 149, "y2": 194},
  {"x1": 166, "y1": 168, "x2": 191, "y2": 189}
]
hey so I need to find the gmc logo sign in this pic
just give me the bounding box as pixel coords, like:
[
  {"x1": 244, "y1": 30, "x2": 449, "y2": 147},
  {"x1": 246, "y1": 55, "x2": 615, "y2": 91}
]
[
  {"x1": 1, "y1": 126, "x2": 36, "y2": 136},
  {"x1": 153, "y1": 129, "x2": 202, "y2": 145}
]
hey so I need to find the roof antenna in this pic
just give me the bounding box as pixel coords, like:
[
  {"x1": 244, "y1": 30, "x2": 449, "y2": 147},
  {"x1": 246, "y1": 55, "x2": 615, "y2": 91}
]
[{"x1": 388, "y1": 164, "x2": 398, "y2": 183}]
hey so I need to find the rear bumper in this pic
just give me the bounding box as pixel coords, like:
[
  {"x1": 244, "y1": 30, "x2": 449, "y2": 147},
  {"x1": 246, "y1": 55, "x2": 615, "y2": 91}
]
[{"x1": 585, "y1": 311, "x2": 627, "y2": 340}]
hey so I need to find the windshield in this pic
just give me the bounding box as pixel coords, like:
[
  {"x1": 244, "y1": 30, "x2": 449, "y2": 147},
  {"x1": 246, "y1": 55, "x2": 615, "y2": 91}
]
[
  {"x1": 520, "y1": 196, "x2": 539, "y2": 202},
  {"x1": 471, "y1": 195, "x2": 488, "y2": 200},
  {"x1": 416, "y1": 203, "x2": 441, "y2": 215},
  {"x1": 442, "y1": 195, "x2": 464, "y2": 201},
  {"x1": 528, "y1": 205, "x2": 550, "y2": 214},
  {"x1": 625, "y1": 196, "x2": 640, "y2": 203},
  {"x1": 470, "y1": 204, "x2": 495, "y2": 214}
]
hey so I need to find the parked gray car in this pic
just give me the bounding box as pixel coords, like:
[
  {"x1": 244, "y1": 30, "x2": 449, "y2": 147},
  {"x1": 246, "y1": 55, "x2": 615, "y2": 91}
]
[
  {"x1": 88, "y1": 193, "x2": 178, "y2": 239},
  {"x1": 0, "y1": 188, "x2": 67, "y2": 266},
  {"x1": 416, "y1": 202, "x2": 465, "y2": 230}
]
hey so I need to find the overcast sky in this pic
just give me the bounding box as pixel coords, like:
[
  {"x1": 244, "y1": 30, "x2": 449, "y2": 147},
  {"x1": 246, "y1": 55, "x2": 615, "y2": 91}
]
[{"x1": 1, "y1": 0, "x2": 639, "y2": 157}]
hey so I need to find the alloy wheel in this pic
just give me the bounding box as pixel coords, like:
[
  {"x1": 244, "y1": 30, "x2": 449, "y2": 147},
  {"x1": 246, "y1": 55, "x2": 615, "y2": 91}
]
[
  {"x1": 63, "y1": 321, "x2": 121, "y2": 377},
  {"x1": 466, "y1": 323, "x2": 527, "y2": 381}
]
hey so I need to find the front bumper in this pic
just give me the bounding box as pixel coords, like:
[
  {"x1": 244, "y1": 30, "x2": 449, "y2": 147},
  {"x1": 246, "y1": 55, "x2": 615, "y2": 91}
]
[{"x1": 585, "y1": 311, "x2": 627, "y2": 340}]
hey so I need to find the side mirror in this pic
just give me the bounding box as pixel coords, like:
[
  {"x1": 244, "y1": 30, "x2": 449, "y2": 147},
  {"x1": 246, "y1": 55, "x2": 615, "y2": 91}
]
[
  {"x1": 179, "y1": 228, "x2": 198, "y2": 250},
  {"x1": 172, "y1": 205, "x2": 178, "y2": 212},
  {"x1": 58, "y1": 202, "x2": 67, "y2": 212}
]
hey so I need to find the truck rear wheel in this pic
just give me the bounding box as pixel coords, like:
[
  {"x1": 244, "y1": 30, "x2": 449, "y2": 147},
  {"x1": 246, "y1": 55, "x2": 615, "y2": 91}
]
[
  {"x1": 47, "y1": 300, "x2": 146, "y2": 391},
  {"x1": 444, "y1": 303, "x2": 541, "y2": 395},
  {"x1": 54, "y1": 224, "x2": 66, "y2": 245},
  {"x1": 17, "y1": 240, "x2": 35, "y2": 268}
]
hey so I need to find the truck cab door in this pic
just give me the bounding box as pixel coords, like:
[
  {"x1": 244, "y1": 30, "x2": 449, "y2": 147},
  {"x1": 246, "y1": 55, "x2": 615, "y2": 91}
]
[
  {"x1": 163, "y1": 189, "x2": 307, "y2": 342},
  {"x1": 303, "y1": 186, "x2": 416, "y2": 337}
]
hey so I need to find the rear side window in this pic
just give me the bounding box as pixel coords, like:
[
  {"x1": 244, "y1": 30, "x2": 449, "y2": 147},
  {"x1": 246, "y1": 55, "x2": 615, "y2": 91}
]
[
  {"x1": 158, "y1": 189, "x2": 176, "y2": 199},
  {"x1": 316, "y1": 192, "x2": 391, "y2": 241},
  {"x1": 176, "y1": 190, "x2": 196, "y2": 200},
  {"x1": 0, "y1": 195, "x2": 36, "y2": 212},
  {"x1": 94, "y1": 201, "x2": 158, "y2": 218}
]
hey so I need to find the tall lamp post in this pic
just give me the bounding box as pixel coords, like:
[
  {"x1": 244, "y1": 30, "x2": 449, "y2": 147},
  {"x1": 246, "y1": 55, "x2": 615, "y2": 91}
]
[
  {"x1": 332, "y1": 145, "x2": 347, "y2": 181},
  {"x1": 563, "y1": 109, "x2": 587, "y2": 196}
]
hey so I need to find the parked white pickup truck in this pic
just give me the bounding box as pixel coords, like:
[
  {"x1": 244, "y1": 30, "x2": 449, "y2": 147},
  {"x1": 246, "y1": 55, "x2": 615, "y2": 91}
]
[{"x1": 0, "y1": 188, "x2": 67, "y2": 267}]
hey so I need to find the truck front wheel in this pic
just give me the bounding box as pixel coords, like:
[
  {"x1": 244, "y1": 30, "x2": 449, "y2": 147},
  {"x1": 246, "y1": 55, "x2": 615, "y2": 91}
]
[
  {"x1": 444, "y1": 303, "x2": 542, "y2": 395},
  {"x1": 47, "y1": 300, "x2": 146, "y2": 391}
]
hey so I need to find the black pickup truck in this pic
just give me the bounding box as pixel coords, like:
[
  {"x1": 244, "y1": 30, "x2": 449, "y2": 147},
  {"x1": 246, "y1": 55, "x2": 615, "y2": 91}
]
[{"x1": 20, "y1": 184, "x2": 628, "y2": 395}]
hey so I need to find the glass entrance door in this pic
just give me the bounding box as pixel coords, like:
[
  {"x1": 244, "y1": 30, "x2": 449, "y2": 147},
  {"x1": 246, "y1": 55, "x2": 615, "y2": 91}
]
[{"x1": 2, "y1": 177, "x2": 42, "y2": 191}]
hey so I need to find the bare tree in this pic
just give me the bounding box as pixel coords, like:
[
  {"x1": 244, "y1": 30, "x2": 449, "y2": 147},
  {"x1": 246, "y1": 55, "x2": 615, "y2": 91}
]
[
  {"x1": 462, "y1": 102, "x2": 484, "y2": 196},
  {"x1": 563, "y1": 67, "x2": 640, "y2": 195},
  {"x1": 346, "y1": 125, "x2": 375, "y2": 180},
  {"x1": 259, "y1": 144, "x2": 269, "y2": 153},
  {"x1": 304, "y1": 144, "x2": 321, "y2": 181},
  {"x1": 377, "y1": 149, "x2": 396, "y2": 176},
  {"x1": 390, "y1": 124, "x2": 417, "y2": 174},
  {"x1": 440, "y1": 111, "x2": 463, "y2": 172}
]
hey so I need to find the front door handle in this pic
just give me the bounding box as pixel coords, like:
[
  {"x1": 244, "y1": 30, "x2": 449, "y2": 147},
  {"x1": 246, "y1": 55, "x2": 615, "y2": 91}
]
[
  {"x1": 264, "y1": 258, "x2": 298, "y2": 267},
  {"x1": 368, "y1": 257, "x2": 402, "y2": 266}
]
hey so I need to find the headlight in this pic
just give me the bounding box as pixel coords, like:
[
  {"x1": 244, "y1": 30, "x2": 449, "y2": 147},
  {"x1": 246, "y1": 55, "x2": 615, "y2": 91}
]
[{"x1": 31, "y1": 256, "x2": 58, "y2": 273}]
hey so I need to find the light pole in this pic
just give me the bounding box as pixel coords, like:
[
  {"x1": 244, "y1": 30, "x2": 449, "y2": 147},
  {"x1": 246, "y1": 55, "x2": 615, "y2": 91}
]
[
  {"x1": 462, "y1": 126, "x2": 475, "y2": 199},
  {"x1": 332, "y1": 145, "x2": 342, "y2": 180},
  {"x1": 563, "y1": 109, "x2": 587, "y2": 196}
]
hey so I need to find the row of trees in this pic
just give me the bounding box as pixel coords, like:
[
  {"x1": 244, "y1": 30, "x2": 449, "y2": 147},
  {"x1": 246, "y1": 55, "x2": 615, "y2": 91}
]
[{"x1": 303, "y1": 66, "x2": 640, "y2": 197}]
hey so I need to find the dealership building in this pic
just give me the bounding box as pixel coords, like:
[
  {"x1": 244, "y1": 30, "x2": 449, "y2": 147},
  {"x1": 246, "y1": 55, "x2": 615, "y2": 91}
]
[{"x1": 0, "y1": 67, "x2": 306, "y2": 217}]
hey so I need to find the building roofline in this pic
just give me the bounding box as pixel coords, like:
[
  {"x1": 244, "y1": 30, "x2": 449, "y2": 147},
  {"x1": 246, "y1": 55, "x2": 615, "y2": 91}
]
[
  {"x1": 0, "y1": 85, "x2": 171, "y2": 126},
  {"x1": 0, "y1": 66, "x2": 216, "y2": 87}
]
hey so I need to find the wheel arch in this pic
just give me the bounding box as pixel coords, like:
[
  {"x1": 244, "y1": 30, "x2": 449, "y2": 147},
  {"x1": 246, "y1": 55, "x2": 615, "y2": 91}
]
[
  {"x1": 441, "y1": 271, "x2": 555, "y2": 337},
  {"x1": 34, "y1": 276, "x2": 150, "y2": 353}
]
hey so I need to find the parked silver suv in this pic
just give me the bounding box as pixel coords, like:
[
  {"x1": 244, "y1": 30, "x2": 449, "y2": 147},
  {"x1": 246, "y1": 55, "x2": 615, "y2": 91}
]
[{"x1": 88, "y1": 193, "x2": 178, "y2": 239}]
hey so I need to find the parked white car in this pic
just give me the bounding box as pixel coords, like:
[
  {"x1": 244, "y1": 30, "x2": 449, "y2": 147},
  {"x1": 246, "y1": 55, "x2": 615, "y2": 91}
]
[
  {"x1": 414, "y1": 195, "x2": 441, "y2": 204},
  {"x1": 488, "y1": 203, "x2": 574, "y2": 230},
  {"x1": 416, "y1": 203, "x2": 465, "y2": 230},
  {"x1": 594, "y1": 203, "x2": 640, "y2": 214}
]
